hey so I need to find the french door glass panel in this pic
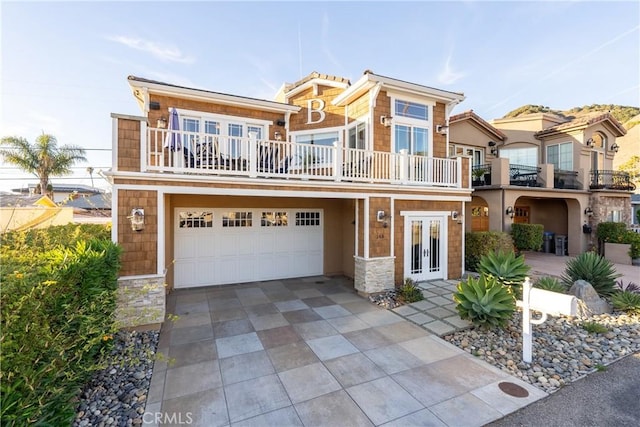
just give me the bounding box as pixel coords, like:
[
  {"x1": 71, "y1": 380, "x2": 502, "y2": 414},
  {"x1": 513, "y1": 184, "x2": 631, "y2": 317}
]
[{"x1": 408, "y1": 217, "x2": 442, "y2": 281}]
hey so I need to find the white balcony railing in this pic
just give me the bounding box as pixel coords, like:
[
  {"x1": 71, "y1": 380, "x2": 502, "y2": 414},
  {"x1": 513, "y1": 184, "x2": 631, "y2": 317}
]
[{"x1": 145, "y1": 128, "x2": 463, "y2": 187}]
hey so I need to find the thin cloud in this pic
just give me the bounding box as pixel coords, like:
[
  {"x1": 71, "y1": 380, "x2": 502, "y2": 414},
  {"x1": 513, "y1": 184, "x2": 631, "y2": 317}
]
[
  {"x1": 321, "y1": 13, "x2": 342, "y2": 71},
  {"x1": 437, "y1": 54, "x2": 466, "y2": 85},
  {"x1": 107, "y1": 35, "x2": 195, "y2": 64}
]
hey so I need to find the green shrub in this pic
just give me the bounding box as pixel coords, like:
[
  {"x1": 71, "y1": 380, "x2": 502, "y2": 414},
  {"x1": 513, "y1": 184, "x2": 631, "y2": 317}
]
[
  {"x1": 611, "y1": 291, "x2": 640, "y2": 314},
  {"x1": 561, "y1": 252, "x2": 620, "y2": 297},
  {"x1": 465, "y1": 231, "x2": 514, "y2": 272},
  {"x1": 511, "y1": 223, "x2": 544, "y2": 252},
  {"x1": 596, "y1": 222, "x2": 640, "y2": 259},
  {"x1": 581, "y1": 321, "x2": 608, "y2": 334},
  {"x1": 453, "y1": 275, "x2": 516, "y2": 328},
  {"x1": 1, "y1": 225, "x2": 121, "y2": 425},
  {"x1": 397, "y1": 278, "x2": 424, "y2": 303},
  {"x1": 534, "y1": 276, "x2": 567, "y2": 293}
]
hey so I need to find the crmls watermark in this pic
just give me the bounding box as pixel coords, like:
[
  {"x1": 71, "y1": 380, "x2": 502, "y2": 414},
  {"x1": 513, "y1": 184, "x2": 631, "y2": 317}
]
[{"x1": 143, "y1": 412, "x2": 193, "y2": 425}]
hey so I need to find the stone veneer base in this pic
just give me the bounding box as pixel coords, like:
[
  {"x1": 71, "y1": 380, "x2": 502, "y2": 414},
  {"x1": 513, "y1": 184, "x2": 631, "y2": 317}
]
[
  {"x1": 116, "y1": 274, "x2": 166, "y2": 328},
  {"x1": 354, "y1": 256, "x2": 395, "y2": 294}
]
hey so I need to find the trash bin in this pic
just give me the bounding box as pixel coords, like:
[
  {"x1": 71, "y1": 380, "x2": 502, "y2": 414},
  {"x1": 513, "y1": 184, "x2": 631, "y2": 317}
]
[
  {"x1": 543, "y1": 232, "x2": 555, "y2": 253},
  {"x1": 555, "y1": 235, "x2": 567, "y2": 256}
]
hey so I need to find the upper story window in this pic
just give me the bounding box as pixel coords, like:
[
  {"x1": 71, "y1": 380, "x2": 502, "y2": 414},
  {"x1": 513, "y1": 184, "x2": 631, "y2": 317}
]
[
  {"x1": 395, "y1": 100, "x2": 429, "y2": 120},
  {"x1": 590, "y1": 132, "x2": 606, "y2": 171},
  {"x1": 547, "y1": 142, "x2": 572, "y2": 170},
  {"x1": 348, "y1": 121, "x2": 366, "y2": 150},
  {"x1": 392, "y1": 98, "x2": 432, "y2": 155},
  {"x1": 449, "y1": 144, "x2": 483, "y2": 166},
  {"x1": 500, "y1": 147, "x2": 538, "y2": 167},
  {"x1": 295, "y1": 130, "x2": 339, "y2": 146}
]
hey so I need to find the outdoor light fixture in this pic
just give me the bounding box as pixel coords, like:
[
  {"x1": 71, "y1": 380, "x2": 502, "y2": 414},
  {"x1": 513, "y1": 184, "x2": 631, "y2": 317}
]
[
  {"x1": 376, "y1": 210, "x2": 386, "y2": 221},
  {"x1": 586, "y1": 138, "x2": 594, "y2": 147},
  {"x1": 274, "y1": 131, "x2": 282, "y2": 141},
  {"x1": 128, "y1": 208, "x2": 145, "y2": 232},
  {"x1": 157, "y1": 117, "x2": 167, "y2": 129},
  {"x1": 491, "y1": 147, "x2": 498, "y2": 155},
  {"x1": 380, "y1": 116, "x2": 393, "y2": 127},
  {"x1": 505, "y1": 206, "x2": 515, "y2": 219},
  {"x1": 584, "y1": 207, "x2": 594, "y2": 216},
  {"x1": 436, "y1": 124, "x2": 449, "y2": 135},
  {"x1": 451, "y1": 211, "x2": 459, "y2": 220},
  {"x1": 610, "y1": 142, "x2": 619, "y2": 153},
  {"x1": 276, "y1": 119, "x2": 286, "y2": 127}
]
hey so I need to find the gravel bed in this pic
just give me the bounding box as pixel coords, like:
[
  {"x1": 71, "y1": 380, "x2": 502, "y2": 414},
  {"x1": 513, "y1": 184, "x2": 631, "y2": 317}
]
[
  {"x1": 442, "y1": 310, "x2": 640, "y2": 393},
  {"x1": 74, "y1": 330, "x2": 159, "y2": 427}
]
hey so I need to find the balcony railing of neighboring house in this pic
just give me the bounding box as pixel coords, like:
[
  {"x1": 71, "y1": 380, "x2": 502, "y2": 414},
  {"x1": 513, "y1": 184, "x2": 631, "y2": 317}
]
[
  {"x1": 145, "y1": 128, "x2": 464, "y2": 188},
  {"x1": 590, "y1": 170, "x2": 636, "y2": 191},
  {"x1": 509, "y1": 164, "x2": 541, "y2": 187},
  {"x1": 471, "y1": 164, "x2": 492, "y2": 187},
  {"x1": 554, "y1": 169, "x2": 581, "y2": 190}
]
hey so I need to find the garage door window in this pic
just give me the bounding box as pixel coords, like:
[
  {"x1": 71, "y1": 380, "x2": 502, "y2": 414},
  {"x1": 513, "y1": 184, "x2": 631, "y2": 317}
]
[
  {"x1": 179, "y1": 211, "x2": 213, "y2": 228},
  {"x1": 261, "y1": 212, "x2": 288, "y2": 226},
  {"x1": 222, "y1": 211, "x2": 252, "y2": 227},
  {"x1": 295, "y1": 211, "x2": 320, "y2": 226}
]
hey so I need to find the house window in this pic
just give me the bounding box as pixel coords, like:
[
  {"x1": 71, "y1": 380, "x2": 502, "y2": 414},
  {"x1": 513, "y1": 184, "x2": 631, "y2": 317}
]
[
  {"x1": 607, "y1": 210, "x2": 622, "y2": 222},
  {"x1": 296, "y1": 131, "x2": 339, "y2": 147},
  {"x1": 179, "y1": 211, "x2": 213, "y2": 228},
  {"x1": 449, "y1": 144, "x2": 483, "y2": 165},
  {"x1": 547, "y1": 143, "x2": 572, "y2": 170},
  {"x1": 394, "y1": 125, "x2": 428, "y2": 155},
  {"x1": 590, "y1": 133, "x2": 606, "y2": 172},
  {"x1": 295, "y1": 211, "x2": 320, "y2": 226},
  {"x1": 261, "y1": 212, "x2": 288, "y2": 227},
  {"x1": 395, "y1": 100, "x2": 428, "y2": 120},
  {"x1": 348, "y1": 122, "x2": 366, "y2": 150},
  {"x1": 222, "y1": 211, "x2": 252, "y2": 227},
  {"x1": 500, "y1": 147, "x2": 538, "y2": 167}
]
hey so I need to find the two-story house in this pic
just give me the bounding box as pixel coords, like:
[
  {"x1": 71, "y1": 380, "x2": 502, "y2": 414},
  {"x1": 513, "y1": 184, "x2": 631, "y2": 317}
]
[
  {"x1": 450, "y1": 110, "x2": 632, "y2": 255},
  {"x1": 108, "y1": 70, "x2": 471, "y2": 312}
]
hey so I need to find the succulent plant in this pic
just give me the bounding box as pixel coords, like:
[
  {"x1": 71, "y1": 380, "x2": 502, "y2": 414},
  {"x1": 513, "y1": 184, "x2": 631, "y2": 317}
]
[
  {"x1": 398, "y1": 278, "x2": 424, "y2": 303},
  {"x1": 478, "y1": 250, "x2": 530, "y2": 287},
  {"x1": 534, "y1": 276, "x2": 567, "y2": 293},
  {"x1": 611, "y1": 291, "x2": 640, "y2": 314},
  {"x1": 453, "y1": 275, "x2": 516, "y2": 328},
  {"x1": 561, "y1": 252, "x2": 620, "y2": 297}
]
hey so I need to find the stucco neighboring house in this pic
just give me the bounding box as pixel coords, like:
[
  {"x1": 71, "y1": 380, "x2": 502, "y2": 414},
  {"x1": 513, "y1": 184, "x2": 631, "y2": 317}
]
[
  {"x1": 0, "y1": 193, "x2": 73, "y2": 232},
  {"x1": 106, "y1": 70, "x2": 472, "y2": 305},
  {"x1": 450, "y1": 110, "x2": 633, "y2": 255}
]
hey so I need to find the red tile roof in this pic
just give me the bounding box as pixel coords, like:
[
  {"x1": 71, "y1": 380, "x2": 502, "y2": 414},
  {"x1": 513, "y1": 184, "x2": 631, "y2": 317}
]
[{"x1": 534, "y1": 112, "x2": 627, "y2": 137}]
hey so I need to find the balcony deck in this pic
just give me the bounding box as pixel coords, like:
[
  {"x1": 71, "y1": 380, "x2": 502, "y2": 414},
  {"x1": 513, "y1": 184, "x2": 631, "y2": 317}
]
[{"x1": 144, "y1": 128, "x2": 465, "y2": 188}]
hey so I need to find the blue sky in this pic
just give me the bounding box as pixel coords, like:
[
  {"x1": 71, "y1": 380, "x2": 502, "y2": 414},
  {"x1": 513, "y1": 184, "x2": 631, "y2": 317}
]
[{"x1": 1, "y1": 1, "x2": 639, "y2": 192}]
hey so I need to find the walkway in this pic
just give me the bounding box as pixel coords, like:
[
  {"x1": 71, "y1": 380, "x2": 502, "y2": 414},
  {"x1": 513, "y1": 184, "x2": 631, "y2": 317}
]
[{"x1": 144, "y1": 276, "x2": 544, "y2": 427}]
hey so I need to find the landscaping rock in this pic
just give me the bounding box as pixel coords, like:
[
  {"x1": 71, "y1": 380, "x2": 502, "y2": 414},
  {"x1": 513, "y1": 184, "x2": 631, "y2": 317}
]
[{"x1": 569, "y1": 280, "x2": 611, "y2": 315}]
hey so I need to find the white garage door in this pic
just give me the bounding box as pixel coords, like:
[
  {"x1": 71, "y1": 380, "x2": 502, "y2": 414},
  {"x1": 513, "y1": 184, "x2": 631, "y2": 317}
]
[{"x1": 174, "y1": 208, "x2": 323, "y2": 288}]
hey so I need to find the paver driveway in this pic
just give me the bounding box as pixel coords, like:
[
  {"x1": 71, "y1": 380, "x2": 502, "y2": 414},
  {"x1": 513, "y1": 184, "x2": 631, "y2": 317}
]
[{"x1": 143, "y1": 276, "x2": 545, "y2": 427}]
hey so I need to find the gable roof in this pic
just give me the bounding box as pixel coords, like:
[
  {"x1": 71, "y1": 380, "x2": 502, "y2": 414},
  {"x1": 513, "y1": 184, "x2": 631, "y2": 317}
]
[
  {"x1": 0, "y1": 194, "x2": 56, "y2": 208},
  {"x1": 450, "y1": 110, "x2": 507, "y2": 141},
  {"x1": 128, "y1": 76, "x2": 301, "y2": 114},
  {"x1": 283, "y1": 71, "x2": 351, "y2": 95},
  {"x1": 534, "y1": 112, "x2": 627, "y2": 138},
  {"x1": 332, "y1": 70, "x2": 465, "y2": 106}
]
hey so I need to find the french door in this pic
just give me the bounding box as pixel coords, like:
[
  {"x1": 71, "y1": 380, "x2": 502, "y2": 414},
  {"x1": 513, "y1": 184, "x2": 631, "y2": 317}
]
[{"x1": 404, "y1": 215, "x2": 446, "y2": 282}]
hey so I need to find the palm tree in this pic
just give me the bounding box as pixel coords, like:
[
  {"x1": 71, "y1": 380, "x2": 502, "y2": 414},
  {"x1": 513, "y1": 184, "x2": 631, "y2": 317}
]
[{"x1": 0, "y1": 133, "x2": 87, "y2": 196}]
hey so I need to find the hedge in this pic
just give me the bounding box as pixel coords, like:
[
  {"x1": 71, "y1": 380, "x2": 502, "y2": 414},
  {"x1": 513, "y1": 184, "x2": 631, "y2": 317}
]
[
  {"x1": 0, "y1": 224, "x2": 120, "y2": 425},
  {"x1": 465, "y1": 231, "x2": 514, "y2": 271},
  {"x1": 511, "y1": 223, "x2": 544, "y2": 251}
]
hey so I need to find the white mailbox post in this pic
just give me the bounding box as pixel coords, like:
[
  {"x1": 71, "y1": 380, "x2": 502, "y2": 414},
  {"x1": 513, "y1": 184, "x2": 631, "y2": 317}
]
[{"x1": 518, "y1": 277, "x2": 578, "y2": 363}]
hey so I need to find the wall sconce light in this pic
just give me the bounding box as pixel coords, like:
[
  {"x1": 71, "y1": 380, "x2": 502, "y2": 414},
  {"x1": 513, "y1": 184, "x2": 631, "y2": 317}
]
[
  {"x1": 157, "y1": 117, "x2": 167, "y2": 129},
  {"x1": 505, "y1": 206, "x2": 515, "y2": 219},
  {"x1": 491, "y1": 147, "x2": 498, "y2": 156},
  {"x1": 380, "y1": 116, "x2": 393, "y2": 127},
  {"x1": 451, "y1": 211, "x2": 459, "y2": 220},
  {"x1": 128, "y1": 208, "x2": 145, "y2": 232},
  {"x1": 586, "y1": 138, "x2": 594, "y2": 147},
  {"x1": 436, "y1": 124, "x2": 449, "y2": 135},
  {"x1": 610, "y1": 142, "x2": 619, "y2": 153},
  {"x1": 376, "y1": 210, "x2": 386, "y2": 221},
  {"x1": 584, "y1": 207, "x2": 594, "y2": 216},
  {"x1": 276, "y1": 119, "x2": 286, "y2": 127},
  {"x1": 274, "y1": 131, "x2": 282, "y2": 141},
  {"x1": 149, "y1": 101, "x2": 161, "y2": 110}
]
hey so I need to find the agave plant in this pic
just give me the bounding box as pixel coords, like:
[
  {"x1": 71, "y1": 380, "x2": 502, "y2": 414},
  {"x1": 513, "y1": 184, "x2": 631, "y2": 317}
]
[
  {"x1": 534, "y1": 276, "x2": 567, "y2": 293},
  {"x1": 561, "y1": 252, "x2": 620, "y2": 297},
  {"x1": 453, "y1": 275, "x2": 516, "y2": 328},
  {"x1": 611, "y1": 291, "x2": 640, "y2": 314},
  {"x1": 478, "y1": 250, "x2": 530, "y2": 287}
]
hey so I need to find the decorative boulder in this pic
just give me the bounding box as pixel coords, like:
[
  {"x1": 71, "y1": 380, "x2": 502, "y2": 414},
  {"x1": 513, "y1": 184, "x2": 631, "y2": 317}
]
[{"x1": 568, "y1": 280, "x2": 611, "y2": 316}]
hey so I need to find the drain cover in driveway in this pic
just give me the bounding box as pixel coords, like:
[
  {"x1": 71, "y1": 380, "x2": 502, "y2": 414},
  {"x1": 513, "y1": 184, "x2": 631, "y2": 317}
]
[{"x1": 498, "y1": 381, "x2": 529, "y2": 398}]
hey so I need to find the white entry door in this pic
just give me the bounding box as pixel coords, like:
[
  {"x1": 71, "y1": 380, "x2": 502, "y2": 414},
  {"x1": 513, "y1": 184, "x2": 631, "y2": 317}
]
[
  {"x1": 404, "y1": 215, "x2": 446, "y2": 282},
  {"x1": 174, "y1": 208, "x2": 323, "y2": 288}
]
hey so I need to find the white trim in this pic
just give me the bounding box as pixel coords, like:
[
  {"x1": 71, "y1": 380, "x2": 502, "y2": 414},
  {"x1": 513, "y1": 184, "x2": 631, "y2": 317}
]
[
  {"x1": 107, "y1": 172, "x2": 473, "y2": 198},
  {"x1": 175, "y1": 108, "x2": 274, "y2": 127},
  {"x1": 157, "y1": 190, "x2": 165, "y2": 276},
  {"x1": 112, "y1": 182, "x2": 472, "y2": 202},
  {"x1": 461, "y1": 200, "x2": 466, "y2": 276},
  {"x1": 400, "y1": 210, "x2": 455, "y2": 217},
  {"x1": 354, "y1": 199, "x2": 359, "y2": 258},
  {"x1": 288, "y1": 125, "x2": 344, "y2": 141},
  {"x1": 390, "y1": 197, "x2": 395, "y2": 257},
  {"x1": 285, "y1": 78, "x2": 350, "y2": 99},
  {"x1": 364, "y1": 197, "x2": 370, "y2": 259},
  {"x1": 140, "y1": 120, "x2": 147, "y2": 173},
  {"x1": 118, "y1": 273, "x2": 165, "y2": 281},
  {"x1": 111, "y1": 187, "x2": 118, "y2": 243},
  {"x1": 111, "y1": 117, "x2": 119, "y2": 172}
]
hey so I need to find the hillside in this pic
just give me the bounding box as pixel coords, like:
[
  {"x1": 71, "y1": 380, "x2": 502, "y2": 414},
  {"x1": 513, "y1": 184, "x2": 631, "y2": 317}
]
[{"x1": 503, "y1": 104, "x2": 640, "y2": 129}]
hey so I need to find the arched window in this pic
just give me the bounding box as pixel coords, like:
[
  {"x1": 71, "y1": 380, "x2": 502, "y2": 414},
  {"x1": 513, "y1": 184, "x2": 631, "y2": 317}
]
[{"x1": 590, "y1": 132, "x2": 606, "y2": 171}]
